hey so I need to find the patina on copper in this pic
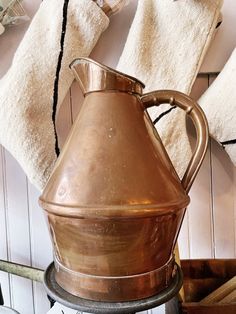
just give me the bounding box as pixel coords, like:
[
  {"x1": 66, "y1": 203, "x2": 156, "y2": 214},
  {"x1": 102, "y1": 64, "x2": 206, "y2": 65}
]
[{"x1": 39, "y1": 58, "x2": 209, "y2": 302}]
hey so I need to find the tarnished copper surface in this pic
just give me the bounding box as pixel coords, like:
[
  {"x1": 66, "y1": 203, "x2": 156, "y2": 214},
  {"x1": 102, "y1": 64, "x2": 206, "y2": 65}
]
[
  {"x1": 44, "y1": 262, "x2": 183, "y2": 312},
  {"x1": 48, "y1": 211, "x2": 183, "y2": 276},
  {"x1": 54, "y1": 256, "x2": 176, "y2": 302},
  {"x1": 40, "y1": 58, "x2": 208, "y2": 302},
  {"x1": 141, "y1": 90, "x2": 209, "y2": 193},
  {"x1": 70, "y1": 58, "x2": 144, "y2": 96},
  {"x1": 40, "y1": 91, "x2": 189, "y2": 213}
]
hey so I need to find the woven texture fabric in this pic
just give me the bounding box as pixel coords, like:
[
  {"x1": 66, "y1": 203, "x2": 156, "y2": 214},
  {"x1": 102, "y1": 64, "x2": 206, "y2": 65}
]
[
  {"x1": 199, "y1": 48, "x2": 236, "y2": 166},
  {"x1": 117, "y1": 0, "x2": 223, "y2": 178},
  {"x1": 0, "y1": 0, "x2": 109, "y2": 190}
]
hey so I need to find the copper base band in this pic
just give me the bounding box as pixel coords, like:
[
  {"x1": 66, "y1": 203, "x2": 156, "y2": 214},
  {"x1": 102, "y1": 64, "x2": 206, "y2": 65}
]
[
  {"x1": 44, "y1": 262, "x2": 182, "y2": 313},
  {"x1": 53, "y1": 256, "x2": 176, "y2": 302}
]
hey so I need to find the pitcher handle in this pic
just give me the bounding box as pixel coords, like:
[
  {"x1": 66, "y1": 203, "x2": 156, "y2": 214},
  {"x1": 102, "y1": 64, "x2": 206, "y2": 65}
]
[{"x1": 141, "y1": 90, "x2": 209, "y2": 193}]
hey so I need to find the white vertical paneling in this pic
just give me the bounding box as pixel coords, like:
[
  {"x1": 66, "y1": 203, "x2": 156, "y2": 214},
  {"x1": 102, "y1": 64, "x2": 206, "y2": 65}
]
[
  {"x1": 134, "y1": 306, "x2": 165, "y2": 314},
  {"x1": 4, "y1": 150, "x2": 34, "y2": 314},
  {"x1": 27, "y1": 181, "x2": 52, "y2": 314},
  {"x1": 188, "y1": 146, "x2": 213, "y2": 258},
  {"x1": 27, "y1": 183, "x2": 52, "y2": 270},
  {"x1": 234, "y1": 168, "x2": 236, "y2": 256},
  {"x1": 178, "y1": 76, "x2": 208, "y2": 259},
  {"x1": 32, "y1": 283, "x2": 50, "y2": 314},
  {"x1": 0, "y1": 146, "x2": 11, "y2": 307},
  {"x1": 211, "y1": 138, "x2": 235, "y2": 257},
  {"x1": 187, "y1": 76, "x2": 214, "y2": 258},
  {"x1": 209, "y1": 74, "x2": 235, "y2": 258},
  {"x1": 178, "y1": 211, "x2": 190, "y2": 259},
  {"x1": 0, "y1": 1, "x2": 41, "y2": 311},
  {"x1": 148, "y1": 305, "x2": 165, "y2": 314},
  {"x1": 179, "y1": 76, "x2": 213, "y2": 259}
]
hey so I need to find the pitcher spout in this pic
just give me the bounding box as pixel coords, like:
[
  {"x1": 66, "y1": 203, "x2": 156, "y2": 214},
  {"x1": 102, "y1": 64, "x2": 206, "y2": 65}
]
[{"x1": 70, "y1": 57, "x2": 145, "y2": 95}]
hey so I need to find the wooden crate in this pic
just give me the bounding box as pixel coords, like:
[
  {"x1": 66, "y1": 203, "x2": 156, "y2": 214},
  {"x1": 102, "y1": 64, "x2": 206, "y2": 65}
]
[{"x1": 180, "y1": 259, "x2": 236, "y2": 314}]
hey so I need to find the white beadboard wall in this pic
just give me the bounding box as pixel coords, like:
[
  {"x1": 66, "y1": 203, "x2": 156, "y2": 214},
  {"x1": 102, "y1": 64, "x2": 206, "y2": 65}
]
[{"x1": 0, "y1": 1, "x2": 236, "y2": 313}]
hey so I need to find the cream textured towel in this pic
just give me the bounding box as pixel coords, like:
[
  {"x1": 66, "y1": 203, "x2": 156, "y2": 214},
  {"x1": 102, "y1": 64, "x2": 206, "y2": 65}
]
[
  {"x1": 117, "y1": 0, "x2": 223, "y2": 178},
  {"x1": 199, "y1": 48, "x2": 236, "y2": 165},
  {"x1": 0, "y1": 0, "x2": 109, "y2": 190}
]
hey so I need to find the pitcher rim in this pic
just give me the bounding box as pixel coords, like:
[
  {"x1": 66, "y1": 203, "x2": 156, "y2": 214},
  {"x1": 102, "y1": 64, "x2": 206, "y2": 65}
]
[{"x1": 69, "y1": 57, "x2": 146, "y2": 89}]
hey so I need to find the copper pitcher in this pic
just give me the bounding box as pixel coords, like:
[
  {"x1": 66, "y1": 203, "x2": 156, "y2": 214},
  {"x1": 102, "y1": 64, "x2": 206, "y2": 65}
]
[{"x1": 39, "y1": 58, "x2": 209, "y2": 302}]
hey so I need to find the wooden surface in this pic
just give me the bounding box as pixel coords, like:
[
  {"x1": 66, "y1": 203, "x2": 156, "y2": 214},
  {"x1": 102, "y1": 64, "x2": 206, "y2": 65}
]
[
  {"x1": 182, "y1": 303, "x2": 236, "y2": 314},
  {"x1": 0, "y1": 1, "x2": 236, "y2": 313},
  {"x1": 181, "y1": 259, "x2": 236, "y2": 313}
]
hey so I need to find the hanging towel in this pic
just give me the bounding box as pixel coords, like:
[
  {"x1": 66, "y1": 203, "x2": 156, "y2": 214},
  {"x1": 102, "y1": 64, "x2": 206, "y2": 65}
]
[
  {"x1": 199, "y1": 47, "x2": 236, "y2": 165},
  {"x1": 117, "y1": 0, "x2": 223, "y2": 178},
  {"x1": 0, "y1": 0, "x2": 109, "y2": 190}
]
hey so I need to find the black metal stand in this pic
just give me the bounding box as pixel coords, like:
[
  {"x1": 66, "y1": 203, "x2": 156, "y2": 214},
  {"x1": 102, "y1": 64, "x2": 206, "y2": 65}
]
[
  {"x1": 44, "y1": 262, "x2": 183, "y2": 314},
  {"x1": 0, "y1": 284, "x2": 4, "y2": 306},
  {"x1": 0, "y1": 284, "x2": 21, "y2": 313}
]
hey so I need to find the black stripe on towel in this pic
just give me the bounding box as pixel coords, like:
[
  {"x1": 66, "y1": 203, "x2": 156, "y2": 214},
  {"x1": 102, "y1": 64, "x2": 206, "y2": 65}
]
[
  {"x1": 52, "y1": 0, "x2": 70, "y2": 157},
  {"x1": 220, "y1": 139, "x2": 236, "y2": 146},
  {"x1": 216, "y1": 21, "x2": 222, "y2": 29},
  {"x1": 153, "y1": 106, "x2": 177, "y2": 125}
]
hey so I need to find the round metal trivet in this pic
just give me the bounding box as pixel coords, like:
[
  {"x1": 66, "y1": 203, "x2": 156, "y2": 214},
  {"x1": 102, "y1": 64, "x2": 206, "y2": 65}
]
[
  {"x1": 0, "y1": 307, "x2": 20, "y2": 313},
  {"x1": 43, "y1": 262, "x2": 183, "y2": 314}
]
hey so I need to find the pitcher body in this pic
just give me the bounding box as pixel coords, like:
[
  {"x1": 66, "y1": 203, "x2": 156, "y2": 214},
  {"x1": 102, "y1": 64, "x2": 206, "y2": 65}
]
[{"x1": 40, "y1": 58, "x2": 208, "y2": 301}]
